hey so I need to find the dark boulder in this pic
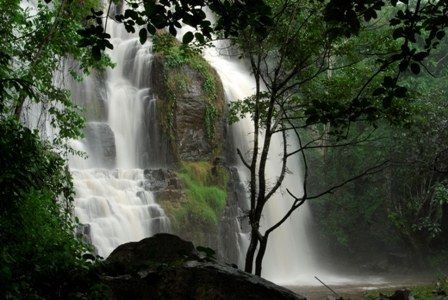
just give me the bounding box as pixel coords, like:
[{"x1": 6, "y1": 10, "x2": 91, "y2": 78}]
[
  {"x1": 379, "y1": 289, "x2": 412, "y2": 300},
  {"x1": 103, "y1": 233, "x2": 199, "y2": 276},
  {"x1": 101, "y1": 234, "x2": 305, "y2": 300}
]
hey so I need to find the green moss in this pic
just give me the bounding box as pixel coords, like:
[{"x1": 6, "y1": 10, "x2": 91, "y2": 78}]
[
  {"x1": 153, "y1": 33, "x2": 197, "y2": 68},
  {"x1": 153, "y1": 33, "x2": 224, "y2": 142},
  {"x1": 173, "y1": 161, "x2": 229, "y2": 227},
  {"x1": 204, "y1": 104, "x2": 218, "y2": 140}
]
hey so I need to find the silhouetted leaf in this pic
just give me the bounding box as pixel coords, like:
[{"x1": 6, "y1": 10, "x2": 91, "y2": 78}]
[
  {"x1": 182, "y1": 31, "x2": 194, "y2": 44},
  {"x1": 410, "y1": 63, "x2": 420, "y2": 74},
  {"x1": 139, "y1": 28, "x2": 147, "y2": 44}
]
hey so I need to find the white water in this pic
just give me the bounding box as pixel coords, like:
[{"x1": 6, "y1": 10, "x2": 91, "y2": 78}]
[
  {"x1": 202, "y1": 43, "x2": 387, "y2": 287},
  {"x1": 203, "y1": 46, "x2": 321, "y2": 285},
  {"x1": 69, "y1": 16, "x2": 170, "y2": 258},
  {"x1": 73, "y1": 169, "x2": 168, "y2": 257}
]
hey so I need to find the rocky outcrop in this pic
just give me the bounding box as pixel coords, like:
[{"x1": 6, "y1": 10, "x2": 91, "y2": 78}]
[
  {"x1": 143, "y1": 168, "x2": 188, "y2": 223},
  {"x1": 101, "y1": 234, "x2": 305, "y2": 300},
  {"x1": 103, "y1": 234, "x2": 199, "y2": 275},
  {"x1": 143, "y1": 168, "x2": 221, "y2": 256},
  {"x1": 150, "y1": 42, "x2": 226, "y2": 163},
  {"x1": 70, "y1": 70, "x2": 107, "y2": 122},
  {"x1": 147, "y1": 34, "x2": 244, "y2": 266},
  {"x1": 218, "y1": 167, "x2": 249, "y2": 264}
]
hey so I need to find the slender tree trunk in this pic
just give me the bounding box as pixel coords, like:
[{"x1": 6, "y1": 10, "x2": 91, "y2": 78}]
[
  {"x1": 244, "y1": 228, "x2": 259, "y2": 273},
  {"x1": 255, "y1": 235, "x2": 269, "y2": 276}
]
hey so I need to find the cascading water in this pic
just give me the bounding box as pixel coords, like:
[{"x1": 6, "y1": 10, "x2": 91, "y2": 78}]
[
  {"x1": 203, "y1": 43, "x2": 387, "y2": 287},
  {"x1": 18, "y1": 0, "x2": 388, "y2": 291},
  {"x1": 69, "y1": 16, "x2": 170, "y2": 258},
  {"x1": 203, "y1": 48, "x2": 321, "y2": 285}
]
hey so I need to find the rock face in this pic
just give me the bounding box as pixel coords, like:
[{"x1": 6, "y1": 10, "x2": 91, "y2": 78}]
[
  {"x1": 218, "y1": 167, "x2": 249, "y2": 264},
  {"x1": 84, "y1": 122, "x2": 116, "y2": 168},
  {"x1": 70, "y1": 70, "x2": 108, "y2": 122},
  {"x1": 147, "y1": 35, "x2": 245, "y2": 267},
  {"x1": 101, "y1": 234, "x2": 305, "y2": 300},
  {"x1": 150, "y1": 53, "x2": 226, "y2": 163},
  {"x1": 143, "y1": 168, "x2": 220, "y2": 256}
]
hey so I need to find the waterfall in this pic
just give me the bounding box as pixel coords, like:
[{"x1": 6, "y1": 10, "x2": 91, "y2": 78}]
[
  {"x1": 70, "y1": 14, "x2": 323, "y2": 281},
  {"x1": 69, "y1": 16, "x2": 170, "y2": 258},
  {"x1": 203, "y1": 46, "x2": 320, "y2": 285}
]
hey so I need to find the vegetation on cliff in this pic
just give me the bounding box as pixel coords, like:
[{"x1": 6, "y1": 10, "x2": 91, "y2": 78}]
[
  {"x1": 177, "y1": 161, "x2": 228, "y2": 225},
  {"x1": 152, "y1": 32, "x2": 224, "y2": 148},
  {"x1": 155, "y1": 161, "x2": 229, "y2": 246},
  {"x1": 150, "y1": 33, "x2": 230, "y2": 247}
]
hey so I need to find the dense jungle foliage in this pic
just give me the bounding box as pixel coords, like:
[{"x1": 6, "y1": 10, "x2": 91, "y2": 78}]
[
  {"x1": 309, "y1": 54, "x2": 448, "y2": 270},
  {"x1": 0, "y1": 0, "x2": 108, "y2": 298}
]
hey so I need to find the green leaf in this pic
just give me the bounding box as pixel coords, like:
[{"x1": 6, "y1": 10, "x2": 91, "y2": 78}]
[
  {"x1": 394, "y1": 87, "x2": 407, "y2": 98},
  {"x1": 373, "y1": 87, "x2": 385, "y2": 96},
  {"x1": 92, "y1": 46, "x2": 101, "y2": 61},
  {"x1": 399, "y1": 60, "x2": 409, "y2": 72},
  {"x1": 139, "y1": 28, "x2": 147, "y2": 44},
  {"x1": 169, "y1": 25, "x2": 177, "y2": 36},
  {"x1": 410, "y1": 63, "x2": 420, "y2": 75},
  {"x1": 195, "y1": 32, "x2": 205, "y2": 44},
  {"x1": 147, "y1": 24, "x2": 156, "y2": 35},
  {"x1": 182, "y1": 31, "x2": 194, "y2": 44}
]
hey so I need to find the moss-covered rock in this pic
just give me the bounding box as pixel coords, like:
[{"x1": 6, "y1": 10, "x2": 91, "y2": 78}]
[
  {"x1": 145, "y1": 161, "x2": 229, "y2": 251},
  {"x1": 148, "y1": 33, "x2": 241, "y2": 261},
  {"x1": 150, "y1": 33, "x2": 226, "y2": 163}
]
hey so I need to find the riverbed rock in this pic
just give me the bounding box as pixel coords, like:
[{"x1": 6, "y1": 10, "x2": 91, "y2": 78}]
[
  {"x1": 143, "y1": 168, "x2": 183, "y2": 192},
  {"x1": 101, "y1": 234, "x2": 305, "y2": 300}
]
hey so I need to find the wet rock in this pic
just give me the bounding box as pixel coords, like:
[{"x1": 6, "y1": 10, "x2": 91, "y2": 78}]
[
  {"x1": 101, "y1": 234, "x2": 305, "y2": 300},
  {"x1": 218, "y1": 167, "x2": 248, "y2": 264},
  {"x1": 143, "y1": 168, "x2": 183, "y2": 192},
  {"x1": 150, "y1": 53, "x2": 225, "y2": 163},
  {"x1": 76, "y1": 223, "x2": 92, "y2": 244},
  {"x1": 379, "y1": 289, "x2": 413, "y2": 300},
  {"x1": 84, "y1": 122, "x2": 116, "y2": 168},
  {"x1": 75, "y1": 223, "x2": 98, "y2": 255}
]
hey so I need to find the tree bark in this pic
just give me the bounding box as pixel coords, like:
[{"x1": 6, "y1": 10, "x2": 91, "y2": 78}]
[
  {"x1": 244, "y1": 228, "x2": 259, "y2": 273},
  {"x1": 255, "y1": 235, "x2": 269, "y2": 276}
]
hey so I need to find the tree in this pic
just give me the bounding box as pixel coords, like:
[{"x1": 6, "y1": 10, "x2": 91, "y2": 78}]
[
  {"x1": 1, "y1": 1, "x2": 110, "y2": 297},
  {"x1": 309, "y1": 68, "x2": 448, "y2": 268},
  {"x1": 0, "y1": 0, "x2": 112, "y2": 147},
  {"x1": 226, "y1": 0, "x2": 417, "y2": 275}
]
